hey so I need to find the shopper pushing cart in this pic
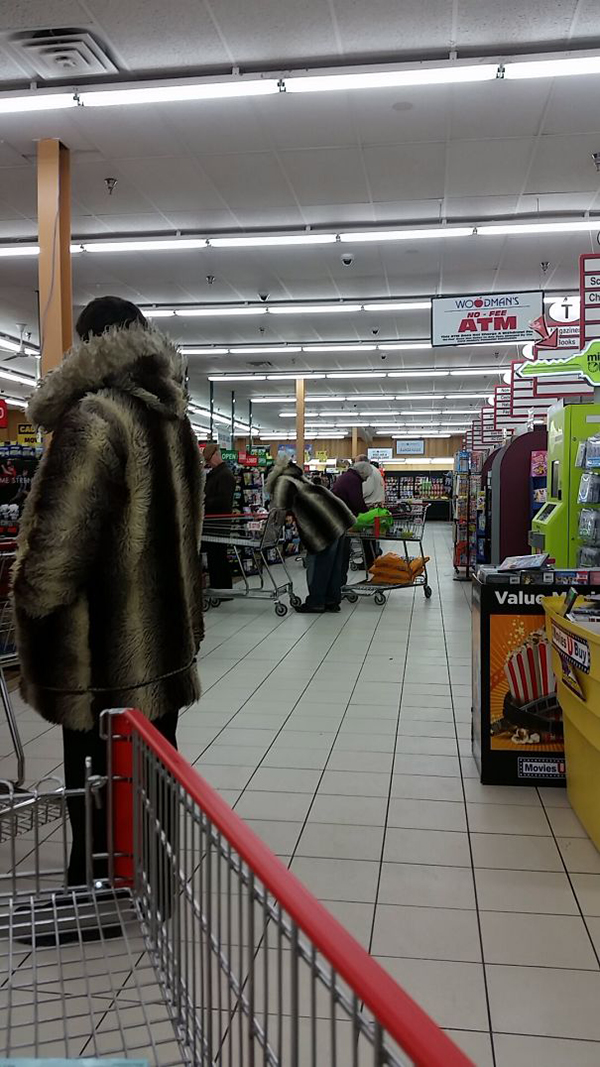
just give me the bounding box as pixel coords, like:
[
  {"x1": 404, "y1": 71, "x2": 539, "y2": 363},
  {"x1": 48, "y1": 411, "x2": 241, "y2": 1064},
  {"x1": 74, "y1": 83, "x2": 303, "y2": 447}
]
[{"x1": 343, "y1": 501, "x2": 433, "y2": 606}]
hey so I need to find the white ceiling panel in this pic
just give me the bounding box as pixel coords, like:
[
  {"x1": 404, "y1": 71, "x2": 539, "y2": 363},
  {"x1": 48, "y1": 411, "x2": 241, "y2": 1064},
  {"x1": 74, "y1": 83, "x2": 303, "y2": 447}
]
[
  {"x1": 543, "y1": 76, "x2": 600, "y2": 136},
  {"x1": 116, "y1": 156, "x2": 227, "y2": 213},
  {"x1": 448, "y1": 81, "x2": 549, "y2": 140},
  {"x1": 456, "y1": 0, "x2": 578, "y2": 49},
  {"x1": 255, "y1": 94, "x2": 358, "y2": 151},
  {"x1": 363, "y1": 143, "x2": 446, "y2": 201},
  {"x1": 446, "y1": 138, "x2": 532, "y2": 198},
  {"x1": 70, "y1": 160, "x2": 160, "y2": 216},
  {"x1": 193, "y1": 0, "x2": 339, "y2": 66},
  {"x1": 279, "y1": 147, "x2": 371, "y2": 206},
  {"x1": 526, "y1": 133, "x2": 600, "y2": 194},
  {"x1": 0, "y1": 1, "x2": 89, "y2": 33},
  {"x1": 332, "y1": 0, "x2": 451, "y2": 55},
  {"x1": 197, "y1": 151, "x2": 298, "y2": 211},
  {"x1": 85, "y1": 0, "x2": 230, "y2": 72}
]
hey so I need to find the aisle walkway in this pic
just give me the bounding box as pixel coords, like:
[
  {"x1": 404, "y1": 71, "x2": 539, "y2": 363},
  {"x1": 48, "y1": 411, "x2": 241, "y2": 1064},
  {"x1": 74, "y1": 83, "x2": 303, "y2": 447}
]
[{"x1": 2, "y1": 523, "x2": 600, "y2": 1065}]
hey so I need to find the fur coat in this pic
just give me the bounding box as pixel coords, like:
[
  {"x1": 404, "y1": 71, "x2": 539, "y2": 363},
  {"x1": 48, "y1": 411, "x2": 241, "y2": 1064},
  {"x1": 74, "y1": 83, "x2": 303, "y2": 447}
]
[
  {"x1": 265, "y1": 455, "x2": 355, "y2": 553},
  {"x1": 13, "y1": 324, "x2": 204, "y2": 732}
]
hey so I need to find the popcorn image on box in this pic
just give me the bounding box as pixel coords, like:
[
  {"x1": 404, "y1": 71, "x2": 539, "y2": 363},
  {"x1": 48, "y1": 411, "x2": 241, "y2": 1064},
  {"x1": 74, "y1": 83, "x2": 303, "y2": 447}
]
[{"x1": 504, "y1": 628, "x2": 555, "y2": 706}]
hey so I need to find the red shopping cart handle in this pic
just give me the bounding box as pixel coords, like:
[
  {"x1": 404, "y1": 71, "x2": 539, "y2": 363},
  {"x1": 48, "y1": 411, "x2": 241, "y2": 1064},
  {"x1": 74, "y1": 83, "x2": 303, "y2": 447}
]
[{"x1": 115, "y1": 709, "x2": 473, "y2": 1067}]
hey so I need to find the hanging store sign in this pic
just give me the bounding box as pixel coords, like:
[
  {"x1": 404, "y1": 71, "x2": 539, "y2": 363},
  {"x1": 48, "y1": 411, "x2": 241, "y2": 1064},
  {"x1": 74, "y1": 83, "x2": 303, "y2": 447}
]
[
  {"x1": 17, "y1": 422, "x2": 38, "y2": 446},
  {"x1": 518, "y1": 340, "x2": 600, "y2": 388},
  {"x1": 368, "y1": 447, "x2": 392, "y2": 462},
  {"x1": 580, "y1": 254, "x2": 600, "y2": 349},
  {"x1": 432, "y1": 291, "x2": 543, "y2": 347},
  {"x1": 0, "y1": 400, "x2": 7, "y2": 430},
  {"x1": 395, "y1": 439, "x2": 424, "y2": 455},
  {"x1": 531, "y1": 296, "x2": 580, "y2": 358}
]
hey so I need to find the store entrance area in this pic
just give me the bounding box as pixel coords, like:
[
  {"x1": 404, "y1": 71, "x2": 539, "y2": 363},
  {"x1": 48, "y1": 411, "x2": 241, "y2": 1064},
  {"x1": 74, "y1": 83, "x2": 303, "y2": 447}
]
[{"x1": 2, "y1": 524, "x2": 599, "y2": 1064}]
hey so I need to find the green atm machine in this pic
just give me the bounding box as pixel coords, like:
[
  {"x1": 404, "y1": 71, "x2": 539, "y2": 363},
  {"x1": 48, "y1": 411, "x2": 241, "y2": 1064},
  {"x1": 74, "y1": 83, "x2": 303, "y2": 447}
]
[{"x1": 530, "y1": 400, "x2": 600, "y2": 566}]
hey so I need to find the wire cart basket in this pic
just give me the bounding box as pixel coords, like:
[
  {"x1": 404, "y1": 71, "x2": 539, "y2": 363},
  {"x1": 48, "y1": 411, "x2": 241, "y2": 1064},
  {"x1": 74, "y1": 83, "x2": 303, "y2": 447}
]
[
  {"x1": 202, "y1": 508, "x2": 300, "y2": 617},
  {"x1": 0, "y1": 540, "x2": 62, "y2": 838},
  {"x1": 0, "y1": 708, "x2": 471, "y2": 1066},
  {"x1": 343, "y1": 503, "x2": 432, "y2": 607}
]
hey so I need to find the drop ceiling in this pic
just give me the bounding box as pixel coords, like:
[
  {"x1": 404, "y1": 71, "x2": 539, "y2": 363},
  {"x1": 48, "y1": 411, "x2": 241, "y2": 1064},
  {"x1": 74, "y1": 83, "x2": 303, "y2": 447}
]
[{"x1": 0, "y1": 0, "x2": 598, "y2": 434}]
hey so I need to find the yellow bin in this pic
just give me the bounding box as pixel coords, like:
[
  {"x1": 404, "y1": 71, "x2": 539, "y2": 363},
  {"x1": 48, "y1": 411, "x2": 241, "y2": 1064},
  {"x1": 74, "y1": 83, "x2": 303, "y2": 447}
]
[{"x1": 543, "y1": 596, "x2": 600, "y2": 850}]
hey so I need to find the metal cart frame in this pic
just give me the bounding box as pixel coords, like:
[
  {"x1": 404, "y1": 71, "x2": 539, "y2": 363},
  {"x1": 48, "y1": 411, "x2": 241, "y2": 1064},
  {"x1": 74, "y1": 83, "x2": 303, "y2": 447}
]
[
  {"x1": 0, "y1": 708, "x2": 471, "y2": 1065},
  {"x1": 0, "y1": 541, "x2": 63, "y2": 836},
  {"x1": 343, "y1": 503, "x2": 432, "y2": 606},
  {"x1": 202, "y1": 508, "x2": 300, "y2": 617}
]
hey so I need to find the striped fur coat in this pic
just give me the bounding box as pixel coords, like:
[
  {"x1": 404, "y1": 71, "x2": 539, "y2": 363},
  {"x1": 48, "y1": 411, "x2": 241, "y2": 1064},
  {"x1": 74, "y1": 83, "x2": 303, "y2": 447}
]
[
  {"x1": 13, "y1": 324, "x2": 204, "y2": 732},
  {"x1": 265, "y1": 455, "x2": 355, "y2": 553}
]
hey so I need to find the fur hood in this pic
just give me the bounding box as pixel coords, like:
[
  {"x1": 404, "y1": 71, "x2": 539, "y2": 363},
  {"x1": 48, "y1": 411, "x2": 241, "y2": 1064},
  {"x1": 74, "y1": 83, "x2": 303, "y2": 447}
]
[
  {"x1": 29, "y1": 324, "x2": 187, "y2": 432},
  {"x1": 265, "y1": 453, "x2": 302, "y2": 495}
]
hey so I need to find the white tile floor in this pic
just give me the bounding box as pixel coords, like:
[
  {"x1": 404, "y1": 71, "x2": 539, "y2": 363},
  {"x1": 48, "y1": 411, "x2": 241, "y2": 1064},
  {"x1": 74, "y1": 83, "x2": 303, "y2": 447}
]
[{"x1": 2, "y1": 522, "x2": 600, "y2": 1065}]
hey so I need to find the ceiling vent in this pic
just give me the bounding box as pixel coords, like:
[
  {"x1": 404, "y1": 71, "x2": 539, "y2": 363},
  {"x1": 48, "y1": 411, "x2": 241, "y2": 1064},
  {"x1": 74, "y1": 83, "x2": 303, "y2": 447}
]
[
  {"x1": 247, "y1": 360, "x2": 274, "y2": 368},
  {"x1": 6, "y1": 28, "x2": 118, "y2": 80}
]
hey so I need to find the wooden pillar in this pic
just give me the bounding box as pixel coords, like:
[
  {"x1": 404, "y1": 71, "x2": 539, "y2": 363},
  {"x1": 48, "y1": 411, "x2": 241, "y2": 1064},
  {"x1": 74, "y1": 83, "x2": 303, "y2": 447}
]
[
  {"x1": 37, "y1": 140, "x2": 72, "y2": 375},
  {"x1": 296, "y1": 377, "x2": 305, "y2": 466},
  {"x1": 351, "y1": 427, "x2": 358, "y2": 458}
]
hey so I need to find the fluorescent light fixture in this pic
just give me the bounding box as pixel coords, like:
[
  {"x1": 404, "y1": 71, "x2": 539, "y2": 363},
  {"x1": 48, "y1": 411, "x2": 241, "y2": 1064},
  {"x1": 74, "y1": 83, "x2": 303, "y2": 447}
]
[
  {"x1": 80, "y1": 238, "x2": 207, "y2": 253},
  {"x1": 340, "y1": 227, "x2": 472, "y2": 243},
  {"x1": 3, "y1": 395, "x2": 28, "y2": 409},
  {"x1": 442, "y1": 408, "x2": 484, "y2": 414},
  {"x1": 0, "y1": 92, "x2": 76, "y2": 114},
  {"x1": 267, "y1": 373, "x2": 326, "y2": 380},
  {"x1": 144, "y1": 309, "x2": 175, "y2": 318},
  {"x1": 0, "y1": 245, "x2": 39, "y2": 257},
  {"x1": 210, "y1": 234, "x2": 336, "y2": 248},
  {"x1": 305, "y1": 344, "x2": 377, "y2": 352},
  {"x1": 251, "y1": 396, "x2": 295, "y2": 403},
  {"x1": 363, "y1": 301, "x2": 431, "y2": 311},
  {"x1": 378, "y1": 342, "x2": 432, "y2": 350},
  {"x1": 345, "y1": 394, "x2": 396, "y2": 401},
  {"x1": 232, "y1": 345, "x2": 302, "y2": 354},
  {"x1": 478, "y1": 220, "x2": 598, "y2": 236},
  {"x1": 285, "y1": 65, "x2": 498, "y2": 94},
  {"x1": 183, "y1": 307, "x2": 267, "y2": 317},
  {"x1": 395, "y1": 394, "x2": 441, "y2": 401},
  {"x1": 357, "y1": 410, "x2": 402, "y2": 416},
  {"x1": 208, "y1": 374, "x2": 266, "y2": 382},
  {"x1": 387, "y1": 370, "x2": 449, "y2": 378},
  {"x1": 0, "y1": 369, "x2": 36, "y2": 387},
  {"x1": 279, "y1": 412, "x2": 319, "y2": 418},
  {"x1": 505, "y1": 56, "x2": 600, "y2": 80},
  {"x1": 450, "y1": 368, "x2": 502, "y2": 376},
  {"x1": 184, "y1": 347, "x2": 229, "y2": 355},
  {"x1": 326, "y1": 372, "x2": 387, "y2": 379},
  {"x1": 81, "y1": 79, "x2": 280, "y2": 107},
  {"x1": 444, "y1": 392, "x2": 491, "y2": 399},
  {"x1": 270, "y1": 303, "x2": 361, "y2": 315}
]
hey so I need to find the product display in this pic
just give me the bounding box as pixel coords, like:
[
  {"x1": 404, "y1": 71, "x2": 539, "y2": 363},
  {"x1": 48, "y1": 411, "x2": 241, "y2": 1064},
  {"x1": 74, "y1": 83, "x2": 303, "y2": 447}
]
[
  {"x1": 384, "y1": 470, "x2": 450, "y2": 520},
  {"x1": 452, "y1": 449, "x2": 483, "y2": 577}
]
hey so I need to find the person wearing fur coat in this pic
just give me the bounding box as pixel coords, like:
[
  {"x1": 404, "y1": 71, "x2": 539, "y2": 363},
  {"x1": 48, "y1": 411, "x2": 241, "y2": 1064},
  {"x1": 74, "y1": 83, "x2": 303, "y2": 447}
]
[
  {"x1": 265, "y1": 453, "x2": 355, "y2": 613},
  {"x1": 13, "y1": 296, "x2": 204, "y2": 887}
]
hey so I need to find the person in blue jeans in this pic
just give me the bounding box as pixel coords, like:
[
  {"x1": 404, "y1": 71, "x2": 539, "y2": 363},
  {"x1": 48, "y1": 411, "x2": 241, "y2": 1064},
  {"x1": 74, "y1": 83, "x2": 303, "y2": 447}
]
[{"x1": 265, "y1": 454, "x2": 355, "y2": 613}]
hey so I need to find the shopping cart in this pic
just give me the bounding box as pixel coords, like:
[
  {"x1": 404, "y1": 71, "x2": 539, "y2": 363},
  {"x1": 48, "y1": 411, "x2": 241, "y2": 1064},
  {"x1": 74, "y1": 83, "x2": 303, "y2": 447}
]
[
  {"x1": 0, "y1": 540, "x2": 62, "y2": 837},
  {"x1": 0, "y1": 708, "x2": 472, "y2": 1066},
  {"x1": 202, "y1": 508, "x2": 301, "y2": 616},
  {"x1": 343, "y1": 503, "x2": 432, "y2": 606}
]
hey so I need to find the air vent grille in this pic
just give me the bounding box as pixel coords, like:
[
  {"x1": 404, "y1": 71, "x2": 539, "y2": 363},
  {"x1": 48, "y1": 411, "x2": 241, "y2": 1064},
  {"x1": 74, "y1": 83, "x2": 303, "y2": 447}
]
[
  {"x1": 247, "y1": 360, "x2": 274, "y2": 368},
  {"x1": 6, "y1": 28, "x2": 118, "y2": 80}
]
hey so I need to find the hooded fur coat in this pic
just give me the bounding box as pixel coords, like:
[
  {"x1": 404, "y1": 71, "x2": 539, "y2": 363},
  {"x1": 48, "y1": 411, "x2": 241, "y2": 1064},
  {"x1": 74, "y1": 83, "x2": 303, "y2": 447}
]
[
  {"x1": 265, "y1": 455, "x2": 355, "y2": 553},
  {"x1": 13, "y1": 324, "x2": 204, "y2": 732}
]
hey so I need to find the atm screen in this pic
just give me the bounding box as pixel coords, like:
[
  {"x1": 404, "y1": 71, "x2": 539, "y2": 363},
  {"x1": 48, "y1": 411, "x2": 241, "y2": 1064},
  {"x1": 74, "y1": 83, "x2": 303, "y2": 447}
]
[{"x1": 537, "y1": 502, "x2": 557, "y2": 521}]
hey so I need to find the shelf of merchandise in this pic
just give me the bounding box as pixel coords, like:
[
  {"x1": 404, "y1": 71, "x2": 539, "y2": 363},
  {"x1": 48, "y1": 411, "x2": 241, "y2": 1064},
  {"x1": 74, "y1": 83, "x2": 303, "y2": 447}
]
[
  {"x1": 453, "y1": 451, "x2": 484, "y2": 580},
  {"x1": 384, "y1": 470, "x2": 451, "y2": 520},
  {"x1": 576, "y1": 451, "x2": 600, "y2": 567},
  {"x1": 228, "y1": 464, "x2": 267, "y2": 577}
]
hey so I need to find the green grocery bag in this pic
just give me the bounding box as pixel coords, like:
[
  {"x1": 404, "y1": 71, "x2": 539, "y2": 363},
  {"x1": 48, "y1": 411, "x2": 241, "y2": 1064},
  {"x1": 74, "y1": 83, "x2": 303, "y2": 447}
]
[{"x1": 354, "y1": 507, "x2": 393, "y2": 531}]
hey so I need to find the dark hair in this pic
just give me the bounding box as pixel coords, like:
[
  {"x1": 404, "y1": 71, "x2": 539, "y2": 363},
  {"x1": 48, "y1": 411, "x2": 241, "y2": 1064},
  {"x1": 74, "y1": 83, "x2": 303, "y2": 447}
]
[{"x1": 76, "y1": 296, "x2": 147, "y2": 341}]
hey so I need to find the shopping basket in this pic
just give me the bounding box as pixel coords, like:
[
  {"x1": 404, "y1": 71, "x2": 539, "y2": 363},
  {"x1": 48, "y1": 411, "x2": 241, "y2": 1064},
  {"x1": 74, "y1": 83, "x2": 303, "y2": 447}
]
[
  {"x1": 0, "y1": 540, "x2": 62, "y2": 838},
  {"x1": 344, "y1": 503, "x2": 433, "y2": 606},
  {"x1": 0, "y1": 708, "x2": 472, "y2": 1066}
]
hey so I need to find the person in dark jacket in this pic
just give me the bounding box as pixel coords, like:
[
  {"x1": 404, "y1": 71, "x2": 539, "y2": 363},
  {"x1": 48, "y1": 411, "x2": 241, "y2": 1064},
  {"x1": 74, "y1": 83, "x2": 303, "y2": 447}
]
[
  {"x1": 13, "y1": 295, "x2": 204, "y2": 891},
  {"x1": 333, "y1": 461, "x2": 371, "y2": 584},
  {"x1": 203, "y1": 442, "x2": 236, "y2": 591},
  {"x1": 266, "y1": 454, "x2": 355, "y2": 613}
]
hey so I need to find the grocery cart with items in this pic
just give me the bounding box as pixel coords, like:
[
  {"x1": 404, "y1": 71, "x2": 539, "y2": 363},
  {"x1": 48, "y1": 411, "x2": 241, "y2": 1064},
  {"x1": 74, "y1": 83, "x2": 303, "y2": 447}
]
[
  {"x1": 343, "y1": 502, "x2": 432, "y2": 606},
  {"x1": 0, "y1": 540, "x2": 62, "y2": 838},
  {"x1": 0, "y1": 707, "x2": 471, "y2": 1065},
  {"x1": 202, "y1": 508, "x2": 300, "y2": 616}
]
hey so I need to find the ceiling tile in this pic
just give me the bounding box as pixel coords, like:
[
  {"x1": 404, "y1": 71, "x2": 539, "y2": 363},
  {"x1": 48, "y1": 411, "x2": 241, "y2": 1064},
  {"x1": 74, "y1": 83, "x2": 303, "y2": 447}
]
[
  {"x1": 198, "y1": 151, "x2": 297, "y2": 211},
  {"x1": 446, "y1": 138, "x2": 532, "y2": 197},
  {"x1": 526, "y1": 133, "x2": 600, "y2": 194},
  {"x1": 363, "y1": 143, "x2": 446, "y2": 201},
  {"x1": 279, "y1": 147, "x2": 371, "y2": 206},
  {"x1": 117, "y1": 156, "x2": 227, "y2": 212}
]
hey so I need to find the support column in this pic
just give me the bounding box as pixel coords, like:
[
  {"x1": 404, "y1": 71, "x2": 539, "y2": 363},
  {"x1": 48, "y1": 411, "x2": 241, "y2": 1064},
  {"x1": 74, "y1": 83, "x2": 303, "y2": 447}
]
[
  {"x1": 248, "y1": 399, "x2": 253, "y2": 451},
  {"x1": 296, "y1": 377, "x2": 305, "y2": 466},
  {"x1": 230, "y1": 389, "x2": 235, "y2": 446},
  {"x1": 37, "y1": 139, "x2": 72, "y2": 375},
  {"x1": 209, "y1": 381, "x2": 214, "y2": 439},
  {"x1": 351, "y1": 427, "x2": 358, "y2": 459}
]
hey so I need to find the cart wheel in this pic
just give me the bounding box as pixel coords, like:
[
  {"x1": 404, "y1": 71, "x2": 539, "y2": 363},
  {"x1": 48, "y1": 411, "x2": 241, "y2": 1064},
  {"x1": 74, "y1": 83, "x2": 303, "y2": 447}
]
[
  {"x1": 210, "y1": 597, "x2": 222, "y2": 608},
  {"x1": 344, "y1": 591, "x2": 358, "y2": 604},
  {"x1": 424, "y1": 585, "x2": 433, "y2": 599},
  {"x1": 289, "y1": 594, "x2": 302, "y2": 608},
  {"x1": 350, "y1": 561, "x2": 359, "y2": 571},
  {"x1": 374, "y1": 592, "x2": 386, "y2": 606},
  {"x1": 275, "y1": 602, "x2": 288, "y2": 617},
  {"x1": 202, "y1": 596, "x2": 210, "y2": 612}
]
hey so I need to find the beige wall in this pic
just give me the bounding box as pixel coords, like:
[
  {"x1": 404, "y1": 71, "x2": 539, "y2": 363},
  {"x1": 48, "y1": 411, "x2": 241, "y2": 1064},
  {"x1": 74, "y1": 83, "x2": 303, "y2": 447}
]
[{"x1": 235, "y1": 434, "x2": 463, "y2": 463}]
